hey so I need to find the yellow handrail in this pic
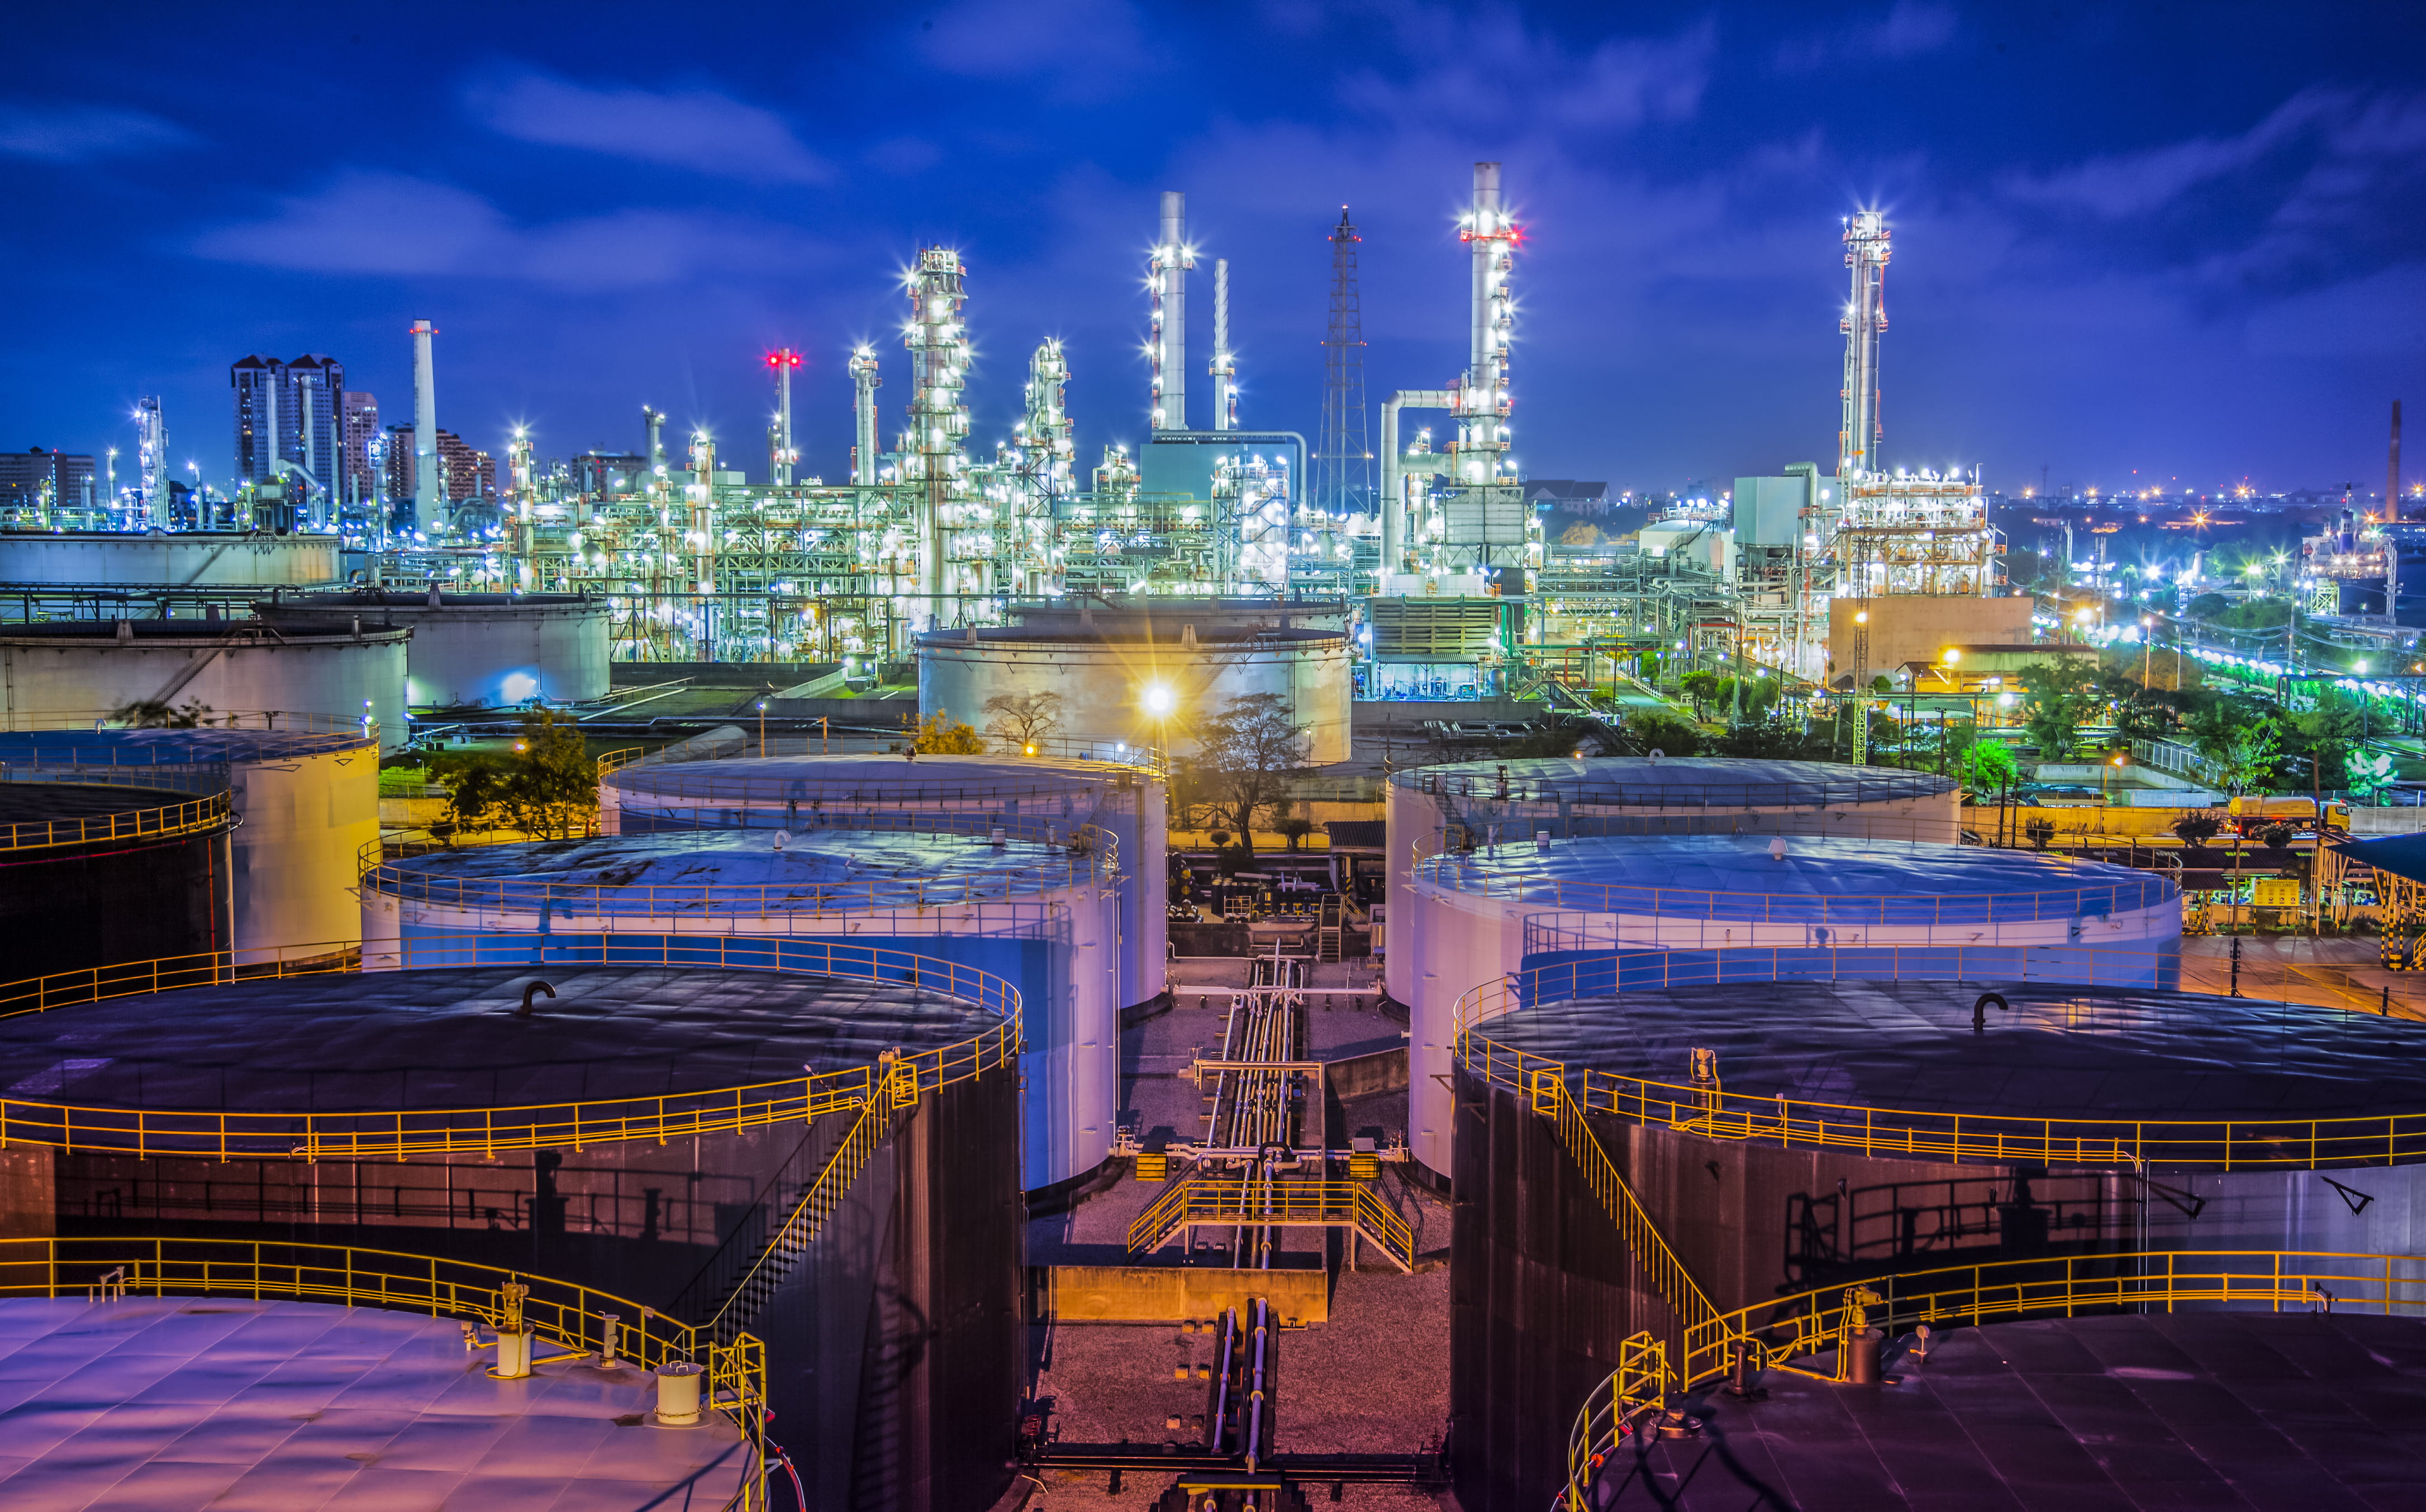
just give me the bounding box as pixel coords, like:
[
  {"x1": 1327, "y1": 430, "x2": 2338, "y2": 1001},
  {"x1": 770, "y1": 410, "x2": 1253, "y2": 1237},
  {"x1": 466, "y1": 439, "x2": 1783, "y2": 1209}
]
[
  {"x1": 0, "y1": 1234, "x2": 769, "y2": 1506},
  {"x1": 0, "y1": 788, "x2": 235, "y2": 853},
  {"x1": 1124, "y1": 1174, "x2": 1416, "y2": 1271},
  {"x1": 1533, "y1": 1071, "x2": 1715, "y2": 1342},
  {"x1": 1455, "y1": 964, "x2": 2426, "y2": 1170},
  {"x1": 0, "y1": 934, "x2": 1020, "y2": 1161},
  {"x1": 1563, "y1": 1246, "x2": 2426, "y2": 1509}
]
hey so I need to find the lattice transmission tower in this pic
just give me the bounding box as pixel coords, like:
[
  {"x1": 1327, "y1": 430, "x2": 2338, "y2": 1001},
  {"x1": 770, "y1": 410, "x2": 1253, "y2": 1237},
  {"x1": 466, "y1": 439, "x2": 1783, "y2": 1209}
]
[{"x1": 1316, "y1": 207, "x2": 1372, "y2": 518}]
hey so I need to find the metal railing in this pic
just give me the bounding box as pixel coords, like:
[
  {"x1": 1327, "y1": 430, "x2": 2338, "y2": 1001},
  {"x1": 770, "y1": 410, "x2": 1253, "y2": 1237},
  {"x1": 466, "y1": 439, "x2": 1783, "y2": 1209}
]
[
  {"x1": 1410, "y1": 831, "x2": 2177, "y2": 924},
  {"x1": 1126, "y1": 1174, "x2": 1416, "y2": 1271},
  {"x1": 0, "y1": 708, "x2": 377, "y2": 748},
  {"x1": 1455, "y1": 958, "x2": 2426, "y2": 1170},
  {"x1": 1391, "y1": 762, "x2": 1957, "y2": 808},
  {"x1": 361, "y1": 809, "x2": 1119, "y2": 917},
  {"x1": 0, "y1": 935, "x2": 1020, "y2": 1160},
  {"x1": 0, "y1": 1234, "x2": 768, "y2": 1508},
  {"x1": 0, "y1": 786, "x2": 235, "y2": 853},
  {"x1": 697, "y1": 1062, "x2": 915, "y2": 1342},
  {"x1": 1533, "y1": 1071, "x2": 1715, "y2": 1337},
  {"x1": 1563, "y1": 1247, "x2": 2426, "y2": 1510},
  {"x1": 618, "y1": 726, "x2": 1167, "y2": 778}
]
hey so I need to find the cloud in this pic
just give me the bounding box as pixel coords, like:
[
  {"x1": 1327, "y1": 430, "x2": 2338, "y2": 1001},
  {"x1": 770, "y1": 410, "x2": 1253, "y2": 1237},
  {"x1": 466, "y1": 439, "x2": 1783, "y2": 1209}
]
[
  {"x1": 0, "y1": 103, "x2": 198, "y2": 162},
  {"x1": 1773, "y1": 3, "x2": 1957, "y2": 74},
  {"x1": 2243, "y1": 263, "x2": 2426, "y2": 357},
  {"x1": 189, "y1": 170, "x2": 813, "y2": 290},
  {"x1": 1340, "y1": 12, "x2": 1714, "y2": 133},
  {"x1": 2000, "y1": 90, "x2": 2338, "y2": 218},
  {"x1": 464, "y1": 68, "x2": 830, "y2": 184},
  {"x1": 919, "y1": 0, "x2": 1148, "y2": 96}
]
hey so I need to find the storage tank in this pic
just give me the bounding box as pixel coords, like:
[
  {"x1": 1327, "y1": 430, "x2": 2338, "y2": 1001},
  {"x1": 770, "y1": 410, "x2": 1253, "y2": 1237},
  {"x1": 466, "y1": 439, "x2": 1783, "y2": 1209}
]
[
  {"x1": 1449, "y1": 970, "x2": 2426, "y2": 1510},
  {"x1": 0, "y1": 724, "x2": 378, "y2": 963},
  {"x1": 603, "y1": 744, "x2": 1168, "y2": 1010},
  {"x1": 359, "y1": 819, "x2": 1121, "y2": 1192},
  {"x1": 919, "y1": 621, "x2": 1353, "y2": 762},
  {"x1": 1405, "y1": 833, "x2": 2178, "y2": 1178},
  {"x1": 0, "y1": 945, "x2": 1022, "y2": 1511},
  {"x1": 0, "y1": 1287, "x2": 759, "y2": 1508},
  {"x1": 0, "y1": 530, "x2": 340, "y2": 586},
  {"x1": 0, "y1": 621, "x2": 409, "y2": 752},
  {"x1": 1384, "y1": 757, "x2": 1962, "y2": 1007},
  {"x1": 1578, "y1": 1309, "x2": 2426, "y2": 1510},
  {"x1": 253, "y1": 589, "x2": 611, "y2": 707},
  {"x1": 0, "y1": 774, "x2": 232, "y2": 977}
]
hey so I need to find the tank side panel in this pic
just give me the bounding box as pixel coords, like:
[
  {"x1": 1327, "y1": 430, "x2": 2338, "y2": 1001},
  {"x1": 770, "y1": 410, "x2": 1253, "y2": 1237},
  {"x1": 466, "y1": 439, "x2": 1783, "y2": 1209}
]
[
  {"x1": 0, "y1": 829, "x2": 226, "y2": 979},
  {"x1": 229, "y1": 745, "x2": 378, "y2": 960},
  {"x1": 0, "y1": 638, "x2": 408, "y2": 753},
  {"x1": 1409, "y1": 881, "x2": 1516, "y2": 1178}
]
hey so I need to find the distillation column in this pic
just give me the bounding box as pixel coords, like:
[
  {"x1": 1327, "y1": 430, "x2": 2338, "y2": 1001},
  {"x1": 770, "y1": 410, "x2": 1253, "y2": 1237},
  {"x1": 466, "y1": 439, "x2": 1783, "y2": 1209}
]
[
  {"x1": 1455, "y1": 164, "x2": 1515, "y2": 486},
  {"x1": 768, "y1": 349, "x2": 800, "y2": 486},
  {"x1": 1210, "y1": 258, "x2": 1236, "y2": 432},
  {"x1": 850, "y1": 347, "x2": 881, "y2": 486},
  {"x1": 1150, "y1": 192, "x2": 1192, "y2": 432},
  {"x1": 1839, "y1": 211, "x2": 1890, "y2": 479},
  {"x1": 902, "y1": 247, "x2": 971, "y2": 628}
]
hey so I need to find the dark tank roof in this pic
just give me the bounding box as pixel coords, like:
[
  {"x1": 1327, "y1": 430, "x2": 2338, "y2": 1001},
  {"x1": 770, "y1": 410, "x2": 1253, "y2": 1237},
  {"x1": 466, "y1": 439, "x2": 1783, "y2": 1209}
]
[
  {"x1": 1393, "y1": 756, "x2": 1956, "y2": 807},
  {"x1": 0, "y1": 964, "x2": 998, "y2": 1113},
  {"x1": 1481, "y1": 979, "x2": 2426, "y2": 1122}
]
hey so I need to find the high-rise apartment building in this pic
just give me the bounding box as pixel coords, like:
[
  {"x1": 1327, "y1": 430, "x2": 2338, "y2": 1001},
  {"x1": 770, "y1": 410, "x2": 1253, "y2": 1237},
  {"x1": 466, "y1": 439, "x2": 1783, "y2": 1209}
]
[
  {"x1": 0, "y1": 448, "x2": 98, "y2": 517},
  {"x1": 231, "y1": 354, "x2": 348, "y2": 518},
  {"x1": 382, "y1": 425, "x2": 495, "y2": 507},
  {"x1": 341, "y1": 392, "x2": 379, "y2": 505}
]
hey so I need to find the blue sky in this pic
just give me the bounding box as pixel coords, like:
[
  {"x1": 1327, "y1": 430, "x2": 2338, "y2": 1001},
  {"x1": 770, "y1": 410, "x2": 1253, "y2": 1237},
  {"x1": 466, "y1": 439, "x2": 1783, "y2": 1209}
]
[{"x1": 3, "y1": 0, "x2": 2421, "y2": 495}]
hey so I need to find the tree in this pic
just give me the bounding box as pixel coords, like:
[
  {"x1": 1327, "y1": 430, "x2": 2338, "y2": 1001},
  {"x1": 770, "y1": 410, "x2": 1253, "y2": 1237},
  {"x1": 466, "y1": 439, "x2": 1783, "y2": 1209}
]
[
  {"x1": 981, "y1": 691, "x2": 1063, "y2": 753},
  {"x1": 2348, "y1": 748, "x2": 2397, "y2": 802},
  {"x1": 1962, "y1": 741, "x2": 2019, "y2": 793},
  {"x1": 2017, "y1": 660, "x2": 2102, "y2": 761},
  {"x1": 436, "y1": 709, "x2": 597, "y2": 840},
  {"x1": 1677, "y1": 671, "x2": 1720, "y2": 720},
  {"x1": 2287, "y1": 690, "x2": 2363, "y2": 789},
  {"x1": 111, "y1": 698, "x2": 212, "y2": 728},
  {"x1": 912, "y1": 709, "x2": 986, "y2": 754},
  {"x1": 1710, "y1": 714, "x2": 1832, "y2": 760},
  {"x1": 1623, "y1": 710, "x2": 1702, "y2": 757},
  {"x1": 2171, "y1": 813, "x2": 2222, "y2": 846},
  {"x1": 2199, "y1": 721, "x2": 2280, "y2": 795},
  {"x1": 1182, "y1": 692, "x2": 1313, "y2": 856}
]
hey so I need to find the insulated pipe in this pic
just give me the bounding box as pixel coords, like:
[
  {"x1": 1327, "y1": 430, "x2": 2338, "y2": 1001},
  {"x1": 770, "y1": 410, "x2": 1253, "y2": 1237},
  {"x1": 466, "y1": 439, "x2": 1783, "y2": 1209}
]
[
  {"x1": 1210, "y1": 258, "x2": 1234, "y2": 432},
  {"x1": 1245, "y1": 1297, "x2": 1270, "y2": 1472},
  {"x1": 409, "y1": 320, "x2": 437, "y2": 533},
  {"x1": 1380, "y1": 390, "x2": 1455, "y2": 580}
]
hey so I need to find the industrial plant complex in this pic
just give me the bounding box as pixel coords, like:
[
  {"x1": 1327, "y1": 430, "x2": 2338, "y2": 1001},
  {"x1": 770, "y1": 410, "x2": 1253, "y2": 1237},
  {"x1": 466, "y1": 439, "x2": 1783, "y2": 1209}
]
[{"x1": 4, "y1": 155, "x2": 2426, "y2": 1512}]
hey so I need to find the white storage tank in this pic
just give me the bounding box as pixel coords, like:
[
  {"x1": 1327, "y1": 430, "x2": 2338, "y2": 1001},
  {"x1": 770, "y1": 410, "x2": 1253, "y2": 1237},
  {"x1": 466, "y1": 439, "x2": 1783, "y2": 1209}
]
[
  {"x1": 1383, "y1": 757, "x2": 1961, "y2": 1007},
  {"x1": 603, "y1": 743, "x2": 1168, "y2": 1010},
  {"x1": 0, "y1": 723, "x2": 378, "y2": 964},
  {"x1": 253, "y1": 589, "x2": 611, "y2": 708},
  {"x1": 1404, "y1": 832, "x2": 2180, "y2": 1179},
  {"x1": 919, "y1": 622, "x2": 1352, "y2": 764},
  {"x1": 359, "y1": 818, "x2": 1121, "y2": 1193},
  {"x1": 0, "y1": 621, "x2": 409, "y2": 752},
  {"x1": 0, "y1": 531, "x2": 340, "y2": 586}
]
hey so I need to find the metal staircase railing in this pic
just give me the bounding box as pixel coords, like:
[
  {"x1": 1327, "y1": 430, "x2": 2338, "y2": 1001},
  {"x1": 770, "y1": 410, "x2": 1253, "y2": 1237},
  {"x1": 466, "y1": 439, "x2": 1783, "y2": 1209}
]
[
  {"x1": 1125, "y1": 1172, "x2": 1416, "y2": 1273},
  {"x1": 694, "y1": 1056, "x2": 918, "y2": 1343},
  {"x1": 1531, "y1": 1070, "x2": 1716, "y2": 1344}
]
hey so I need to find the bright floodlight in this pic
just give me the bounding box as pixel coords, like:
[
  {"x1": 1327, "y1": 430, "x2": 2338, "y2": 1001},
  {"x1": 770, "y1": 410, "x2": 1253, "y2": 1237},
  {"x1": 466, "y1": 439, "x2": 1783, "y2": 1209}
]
[{"x1": 1143, "y1": 684, "x2": 1175, "y2": 716}]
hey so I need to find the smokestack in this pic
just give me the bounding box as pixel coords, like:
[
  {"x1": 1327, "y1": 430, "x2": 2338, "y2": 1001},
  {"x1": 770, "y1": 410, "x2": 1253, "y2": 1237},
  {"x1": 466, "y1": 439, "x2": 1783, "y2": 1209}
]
[
  {"x1": 1211, "y1": 257, "x2": 1234, "y2": 431},
  {"x1": 1459, "y1": 164, "x2": 1517, "y2": 486},
  {"x1": 2391, "y1": 399, "x2": 2404, "y2": 526},
  {"x1": 409, "y1": 319, "x2": 436, "y2": 533},
  {"x1": 1152, "y1": 191, "x2": 1191, "y2": 431},
  {"x1": 850, "y1": 347, "x2": 881, "y2": 486},
  {"x1": 643, "y1": 406, "x2": 665, "y2": 470}
]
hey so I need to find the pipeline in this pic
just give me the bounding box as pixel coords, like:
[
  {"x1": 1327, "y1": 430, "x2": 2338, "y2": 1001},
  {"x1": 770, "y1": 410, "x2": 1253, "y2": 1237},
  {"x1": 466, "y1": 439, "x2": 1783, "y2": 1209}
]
[{"x1": 1244, "y1": 1297, "x2": 1271, "y2": 1472}]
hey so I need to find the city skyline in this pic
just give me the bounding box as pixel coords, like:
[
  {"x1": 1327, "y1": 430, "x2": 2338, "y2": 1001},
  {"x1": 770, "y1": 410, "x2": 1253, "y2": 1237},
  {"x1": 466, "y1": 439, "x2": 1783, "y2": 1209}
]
[{"x1": 1, "y1": 0, "x2": 2419, "y2": 494}]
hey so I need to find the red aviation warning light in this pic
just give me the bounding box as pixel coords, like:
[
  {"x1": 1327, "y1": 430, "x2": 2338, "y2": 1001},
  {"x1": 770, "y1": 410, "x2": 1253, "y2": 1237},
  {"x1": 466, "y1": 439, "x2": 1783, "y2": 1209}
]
[{"x1": 767, "y1": 349, "x2": 803, "y2": 369}]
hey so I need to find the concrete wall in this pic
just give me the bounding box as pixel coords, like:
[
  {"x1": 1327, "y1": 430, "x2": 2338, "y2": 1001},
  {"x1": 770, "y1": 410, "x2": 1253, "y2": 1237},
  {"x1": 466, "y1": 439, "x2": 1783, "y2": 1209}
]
[
  {"x1": 1035, "y1": 1263, "x2": 1329, "y2": 1325},
  {"x1": 1826, "y1": 594, "x2": 2034, "y2": 682}
]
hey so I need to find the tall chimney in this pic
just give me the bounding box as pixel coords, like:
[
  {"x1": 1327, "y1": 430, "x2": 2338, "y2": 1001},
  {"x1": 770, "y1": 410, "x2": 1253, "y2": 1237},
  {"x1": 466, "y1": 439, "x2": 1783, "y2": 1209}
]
[
  {"x1": 2390, "y1": 399, "x2": 2404, "y2": 526},
  {"x1": 850, "y1": 347, "x2": 881, "y2": 485},
  {"x1": 408, "y1": 319, "x2": 436, "y2": 533},
  {"x1": 1211, "y1": 258, "x2": 1234, "y2": 431}
]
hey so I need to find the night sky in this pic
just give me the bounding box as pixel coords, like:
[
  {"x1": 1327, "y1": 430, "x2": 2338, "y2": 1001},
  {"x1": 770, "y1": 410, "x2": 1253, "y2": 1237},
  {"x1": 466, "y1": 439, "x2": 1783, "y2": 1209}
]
[{"x1": 3, "y1": 1, "x2": 2420, "y2": 496}]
